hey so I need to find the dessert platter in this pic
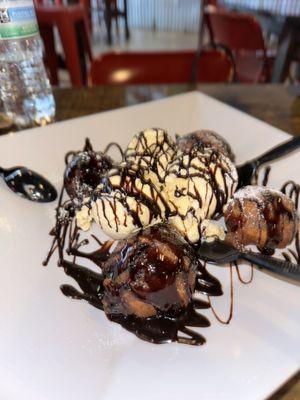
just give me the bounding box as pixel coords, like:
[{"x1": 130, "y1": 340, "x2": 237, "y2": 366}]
[
  {"x1": 44, "y1": 128, "x2": 299, "y2": 346},
  {"x1": 0, "y1": 92, "x2": 300, "y2": 399}
]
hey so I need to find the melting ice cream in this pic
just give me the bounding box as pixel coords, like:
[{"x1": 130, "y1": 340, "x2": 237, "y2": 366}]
[{"x1": 76, "y1": 128, "x2": 237, "y2": 243}]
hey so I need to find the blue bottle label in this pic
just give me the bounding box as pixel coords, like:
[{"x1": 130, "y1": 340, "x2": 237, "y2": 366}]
[{"x1": 0, "y1": 1, "x2": 39, "y2": 39}]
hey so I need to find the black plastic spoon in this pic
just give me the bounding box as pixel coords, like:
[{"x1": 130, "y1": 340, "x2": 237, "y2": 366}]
[
  {"x1": 0, "y1": 166, "x2": 57, "y2": 203},
  {"x1": 237, "y1": 136, "x2": 300, "y2": 189},
  {"x1": 197, "y1": 240, "x2": 300, "y2": 282}
]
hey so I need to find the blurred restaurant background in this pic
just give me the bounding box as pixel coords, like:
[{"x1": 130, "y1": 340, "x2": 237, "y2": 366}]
[{"x1": 35, "y1": 0, "x2": 300, "y2": 87}]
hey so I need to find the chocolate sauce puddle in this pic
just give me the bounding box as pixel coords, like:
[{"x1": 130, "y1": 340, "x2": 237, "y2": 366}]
[
  {"x1": 55, "y1": 220, "x2": 221, "y2": 345},
  {"x1": 108, "y1": 302, "x2": 209, "y2": 345}
]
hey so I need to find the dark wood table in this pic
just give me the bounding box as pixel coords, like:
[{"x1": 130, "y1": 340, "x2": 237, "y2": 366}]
[
  {"x1": 53, "y1": 84, "x2": 300, "y2": 136},
  {"x1": 9, "y1": 84, "x2": 300, "y2": 399}
]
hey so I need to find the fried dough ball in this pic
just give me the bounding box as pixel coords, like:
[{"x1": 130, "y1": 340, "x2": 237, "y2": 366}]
[
  {"x1": 64, "y1": 142, "x2": 113, "y2": 205},
  {"x1": 176, "y1": 130, "x2": 235, "y2": 161},
  {"x1": 225, "y1": 186, "x2": 298, "y2": 251},
  {"x1": 102, "y1": 223, "x2": 198, "y2": 319}
]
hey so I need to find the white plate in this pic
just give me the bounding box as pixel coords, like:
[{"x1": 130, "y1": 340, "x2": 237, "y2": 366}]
[{"x1": 0, "y1": 92, "x2": 299, "y2": 400}]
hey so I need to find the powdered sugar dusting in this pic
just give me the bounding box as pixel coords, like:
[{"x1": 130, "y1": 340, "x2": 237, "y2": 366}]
[{"x1": 233, "y1": 185, "x2": 283, "y2": 202}]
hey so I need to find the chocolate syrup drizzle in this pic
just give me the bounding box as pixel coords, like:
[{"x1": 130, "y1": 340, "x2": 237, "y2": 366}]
[
  {"x1": 280, "y1": 180, "x2": 300, "y2": 263},
  {"x1": 167, "y1": 147, "x2": 236, "y2": 218},
  {"x1": 88, "y1": 131, "x2": 237, "y2": 245},
  {"x1": 165, "y1": 146, "x2": 237, "y2": 242},
  {"x1": 208, "y1": 263, "x2": 234, "y2": 325},
  {"x1": 234, "y1": 260, "x2": 254, "y2": 285},
  {"x1": 87, "y1": 129, "x2": 178, "y2": 236},
  {"x1": 44, "y1": 140, "x2": 300, "y2": 347},
  {"x1": 124, "y1": 128, "x2": 176, "y2": 183},
  {"x1": 93, "y1": 163, "x2": 171, "y2": 232},
  {"x1": 44, "y1": 139, "x2": 225, "y2": 346}
]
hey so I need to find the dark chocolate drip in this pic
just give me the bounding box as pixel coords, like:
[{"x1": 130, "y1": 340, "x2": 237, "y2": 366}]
[
  {"x1": 61, "y1": 284, "x2": 87, "y2": 299},
  {"x1": 234, "y1": 260, "x2": 254, "y2": 284},
  {"x1": 60, "y1": 260, "x2": 104, "y2": 300},
  {"x1": 103, "y1": 142, "x2": 124, "y2": 159},
  {"x1": 252, "y1": 164, "x2": 271, "y2": 186},
  {"x1": 64, "y1": 139, "x2": 92, "y2": 166},
  {"x1": 108, "y1": 302, "x2": 209, "y2": 346},
  {"x1": 207, "y1": 263, "x2": 234, "y2": 325},
  {"x1": 60, "y1": 284, "x2": 103, "y2": 310},
  {"x1": 253, "y1": 165, "x2": 271, "y2": 186},
  {"x1": 42, "y1": 233, "x2": 58, "y2": 266},
  {"x1": 253, "y1": 168, "x2": 259, "y2": 186},
  {"x1": 94, "y1": 163, "x2": 171, "y2": 228},
  {"x1": 195, "y1": 262, "x2": 223, "y2": 296},
  {"x1": 110, "y1": 314, "x2": 179, "y2": 344},
  {"x1": 83, "y1": 138, "x2": 93, "y2": 152},
  {"x1": 262, "y1": 166, "x2": 271, "y2": 187},
  {"x1": 67, "y1": 242, "x2": 112, "y2": 267},
  {"x1": 280, "y1": 180, "x2": 300, "y2": 263},
  {"x1": 193, "y1": 298, "x2": 210, "y2": 309},
  {"x1": 262, "y1": 194, "x2": 291, "y2": 248},
  {"x1": 282, "y1": 252, "x2": 292, "y2": 262}
]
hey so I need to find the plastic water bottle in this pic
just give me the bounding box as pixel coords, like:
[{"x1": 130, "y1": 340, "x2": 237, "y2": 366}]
[{"x1": 0, "y1": 0, "x2": 55, "y2": 128}]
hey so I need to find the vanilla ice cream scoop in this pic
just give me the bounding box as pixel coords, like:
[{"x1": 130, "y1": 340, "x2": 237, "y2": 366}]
[
  {"x1": 76, "y1": 128, "x2": 175, "y2": 238},
  {"x1": 165, "y1": 147, "x2": 238, "y2": 243},
  {"x1": 75, "y1": 129, "x2": 237, "y2": 244},
  {"x1": 76, "y1": 163, "x2": 170, "y2": 239},
  {"x1": 124, "y1": 128, "x2": 176, "y2": 182}
]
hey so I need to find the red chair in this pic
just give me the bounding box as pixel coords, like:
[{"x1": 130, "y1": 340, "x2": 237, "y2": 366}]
[
  {"x1": 36, "y1": 2, "x2": 93, "y2": 86},
  {"x1": 89, "y1": 49, "x2": 234, "y2": 85},
  {"x1": 204, "y1": 0, "x2": 218, "y2": 5},
  {"x1": 103, "y1": 0, "x2": 129, "y2": 45},
  {"x1": 205, "y1": 9, "x2": 274, "y2": 83}
]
